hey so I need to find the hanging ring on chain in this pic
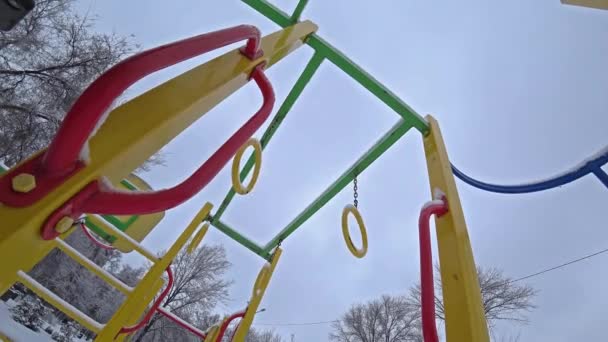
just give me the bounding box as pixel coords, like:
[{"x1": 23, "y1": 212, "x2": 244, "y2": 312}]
[
  {"x1": 341, "y1": 204, "x2": 368, "y2": 258},
  {"x1": 232, "y1": 138, "x2": 262, "y2": 195}
]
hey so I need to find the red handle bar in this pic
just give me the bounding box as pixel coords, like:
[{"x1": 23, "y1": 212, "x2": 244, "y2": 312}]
[
  {"x1": 43, "y1": 24, "x2": 263, "y2": 175},
  {"x1": 77, "y1": 64, "x2": 273, "y2": 215},
  {"x1": 418, "y1": 198, "x2": 448, "y2": 342},
  {"x1": 119, "y1": 266, "x2": 174, "y2": 336},
  {"x1": 216, "y1": 310, "x2": 247, "y2": 341}
]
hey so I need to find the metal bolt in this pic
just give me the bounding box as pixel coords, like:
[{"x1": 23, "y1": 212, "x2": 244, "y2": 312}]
[
  {"x1": 11, "y1": 173, "x2": 36, "y2": 193},
  {"x1": 55, "y1": 216, "x2": 75, "y2": 234}
]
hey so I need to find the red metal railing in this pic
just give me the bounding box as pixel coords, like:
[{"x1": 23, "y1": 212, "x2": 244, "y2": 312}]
[
  {"x1": 43, "y1": 25, "x2": 263, "y2": 175},
  {"x1": 119, "y1": 266, "x2": 174, "y2": 336},
  {"x1": 418, "y1": 197, "x2": 448, "y2": 342},
  {"x1": 1, "y1": 25, "x2": 273, "y2": 222},
  {"x1": 216, "y1": 310, "x2": 247, "y2": 341},
  {"x1": 79, "y1": 221, "x2": 115, "y2": 250}
]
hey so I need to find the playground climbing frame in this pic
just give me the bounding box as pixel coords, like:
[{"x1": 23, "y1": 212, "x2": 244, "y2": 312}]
[{"x1": 0, "y1": 0, "x2": 505, "y2": 340}]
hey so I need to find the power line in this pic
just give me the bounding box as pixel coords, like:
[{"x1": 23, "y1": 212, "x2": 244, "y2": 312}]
[
  {"x1": 252, "y1": 246, "x2": 608, "y2": 327},
  {"x1": 511, "y1": 246, "x2": 608, "y2": 283},
  {"x1": 254, "y1": 320, "x2": 338, "y2": 327}
]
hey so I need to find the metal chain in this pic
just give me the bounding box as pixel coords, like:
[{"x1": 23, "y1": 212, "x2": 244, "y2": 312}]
[{"x1": 353, "y1": 176, "x2": 358, "y2": 208}]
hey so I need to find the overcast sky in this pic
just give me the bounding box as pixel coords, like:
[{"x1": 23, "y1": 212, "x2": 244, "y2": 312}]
[{"x1": 77, "y1": 1, "x2": 608, "y2": 340}]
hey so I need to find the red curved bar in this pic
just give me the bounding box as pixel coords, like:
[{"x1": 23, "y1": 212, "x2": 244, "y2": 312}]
[
  {"x1": 119, "y1": 266, "x2": 174, "y2": 336},
  {"x1": 215, "y1": 310, "x2": 246, "y2": 342},
  {"x1": 42, "y1": 25, "x2": 262, "y2": 176},
  {"x1": 79, "y1": 221, "x2": 115, "y2": 250},
  {"x1": 75, "y1": 65, "x2": 273, "y2": 215},
  {"x1": 157, "y1": 307, "x2": 206, "y2": 339},
  {"x1": 418, "y1": 198, "x2": 448, "y2": 342}
]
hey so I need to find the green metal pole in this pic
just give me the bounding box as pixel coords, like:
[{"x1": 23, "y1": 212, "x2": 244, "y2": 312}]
[
  {"x1": 209, "y1": 218, "x2": 272, "y2": 260},
  {"x1": 262, "y1": 120, "x2": 414, "y2": 252},
  {"x1": 213, "y1": 52, "x2": 325, "y2": 221},
  {"x1": 242, "y1": 0, "x2": 292, "y2": 27},
  {"x1": 306, "y1": 35, "x2": 428, "y2": 134},
  {"x1": 290, "y1": 0, "x2": 309, "y2": 22},
  {"x1": 241, "y1": 0, "x2": 429, "y2": 134}
]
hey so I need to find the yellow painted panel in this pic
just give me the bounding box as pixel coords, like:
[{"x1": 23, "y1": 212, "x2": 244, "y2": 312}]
[
  {"x1": 0, "y1": 21, "x2": 317, "y2": 295},
  {"x1": 422, "y1": 115, "x2": 489, "y2": 342},
  {"x1": 561, "y1": 0, "x2": 608, "y2": 9}
]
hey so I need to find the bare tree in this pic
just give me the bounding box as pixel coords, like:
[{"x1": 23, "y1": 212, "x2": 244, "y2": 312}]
[
  {"x1": 132, "y1": 245, "x2": 232, "y2": 342},
  {"x1": 330, "y1": 295, "x2": 421, "y2": 342},
  {"x1": 408, "y1": 266, "x2": 537, "y2": 327},
  {"x1": 0, "y1": 0, "x2": 134, "y2": 166},
  {"x1": 331, "y1": 266, "x2": 536, "y2": 341}
]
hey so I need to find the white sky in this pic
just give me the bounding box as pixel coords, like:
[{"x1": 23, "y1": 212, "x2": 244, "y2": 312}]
[{"x1": 77, "y1": 1, "x2": 608, "y2": 341}]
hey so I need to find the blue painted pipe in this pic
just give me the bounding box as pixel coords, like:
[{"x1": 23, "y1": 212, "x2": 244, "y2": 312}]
[{"x1": 451, "y1": 147, "x2": 608, "y2": 194}]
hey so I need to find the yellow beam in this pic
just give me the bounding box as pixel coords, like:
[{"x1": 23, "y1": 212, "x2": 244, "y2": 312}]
[
  {"x1": 561, "y1": 0, "x2": 608, "y2": 10},
  {"x1": 0, "y1": 21, "x2": 317, "y2": 295},
  {"x1": 232, "y1": 248, "x2": 282, "y2": 340},
  {"x1": 96, "y1": 203, "x2": 213, "y2": 341},
  {"x1": 422, "y1": 115, "x2": 489, "y2": 342},
  {"x1": 54, "y1": 239, "x2": 132, "y2": 295},
  {"x1": 16, "y1": 271, "x2": 103, "y2": 333}
]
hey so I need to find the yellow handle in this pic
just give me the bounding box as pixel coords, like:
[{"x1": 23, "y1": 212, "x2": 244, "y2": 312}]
[
  {"x1": 231, "y1": 138, "x2": 262, "y2": 195},
  {"x1": 341, "y1": 204, "x2": 368, "y2": 258}
]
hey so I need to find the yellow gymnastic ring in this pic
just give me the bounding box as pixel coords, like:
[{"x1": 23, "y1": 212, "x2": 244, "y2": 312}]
[
  {"x1": 232, "y1": 138, "x2": 262, "y2": 195},
  {"x1": 341, "y1": 204, "x2": 368, "y2": 258}
]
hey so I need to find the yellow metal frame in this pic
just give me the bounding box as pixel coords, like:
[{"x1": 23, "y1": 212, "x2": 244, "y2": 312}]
[
  {"x1": 232, "y1": 247, "x2": 282, "y2": 340},
  {"x1": 422, "y1": 115, "x2": 490, "y2": 342},
  {"x1": 0, "y1": 20, "x2": 317, "y2": 295},
  {"x1": 0, "y1": 21, "x2": 316, "y2": 341},
  {"x1": 97, "y1": 202, "x2": 214, "y2": 341}
]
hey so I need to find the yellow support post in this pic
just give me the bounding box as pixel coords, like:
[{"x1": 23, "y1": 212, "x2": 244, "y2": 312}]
[
  {"x1": 0, "y1": 21, "x2": 317, "y2": 295},
  {"x1": 95, "y1": 203, "x2": 213, "y2": 341},
  {"x1": 422, "y1": 115, "x2": 490, "y2": 342},
  {"x1": 113, "y1": 279, "x2": 164, "y2": 342},
  {"x1": 203, "y1": 326, "x2": 220, "y2": 342},
  {"x1": 232, "y1": 248, "x2": 282, "y2": 340}
]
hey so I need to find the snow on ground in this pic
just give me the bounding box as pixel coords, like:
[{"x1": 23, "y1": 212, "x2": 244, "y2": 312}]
[
  {"x1": 0, "y1": 302, "x2": 50, "y2": 342},
  {"x1": 0, "y1": 301, "x2": 90, "y2": 342}
]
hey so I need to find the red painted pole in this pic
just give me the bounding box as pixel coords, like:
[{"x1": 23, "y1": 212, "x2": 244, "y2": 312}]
[
  {"x1": 42, "y1": 25, "x2": 262, "y2": 176},
  {"x1": 119, "y1": 266, "x2": 174, "y2": 335},
  {"x1": 215, "y1": 310, "x2": 247, "y2": 341},
  {"x1": 157, "y1": 308, "x2": 206, "y2": 339},
  {"x1": 79, "y1": 222, "x2": 115, "y2": 250},
  {"x1": 418, "y1": 198, "x2": 448, "y2": 342},
  {"x1": 77, "y1": 64, "x2": 274, "y2": 215}
]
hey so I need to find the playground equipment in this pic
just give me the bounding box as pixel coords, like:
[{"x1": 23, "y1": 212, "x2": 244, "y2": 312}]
[{"x1": 1, "y1": 1, "x2": 607, "y2": 341}]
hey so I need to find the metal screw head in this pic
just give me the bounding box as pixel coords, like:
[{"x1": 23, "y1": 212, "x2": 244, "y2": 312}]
[
  {"x1": 11, "y1": 173, "x2": 36, "y2": 193},
  {"x1": 55, "y1": 216, "x2": 75, "y2": 234}
]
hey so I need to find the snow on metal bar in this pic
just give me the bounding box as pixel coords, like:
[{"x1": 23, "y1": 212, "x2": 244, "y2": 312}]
[
  {"x1": 54, "y1": 238, "x2": 132, "y2": 294},
  {"x1": 16, "y1": 271, "x2": 105, "y2": 333}
]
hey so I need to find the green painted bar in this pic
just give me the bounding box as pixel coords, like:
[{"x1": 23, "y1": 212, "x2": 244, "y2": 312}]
[
  {"x1": 306, "y1": 35, "x2": 429, "y2": 134},
  {"x1": 242, "y1": 0, "x2": 292, "y2": 27},
  {"x1": 241, "y1": 0, "x2": 429, "y2": 134},
  {"x1": 210, "y1": 217, "x2": 272, "y2": 260},
  {"x1": 263, "y1": 120, "x2": 414, "y2": 252},
  {"x1": 290, "y1": 0, "x2": 309, "y2": 22},
  {"x1": 213, "y1": 52, "x2": 325, "y2": 221}
]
